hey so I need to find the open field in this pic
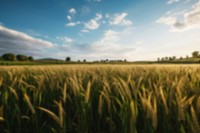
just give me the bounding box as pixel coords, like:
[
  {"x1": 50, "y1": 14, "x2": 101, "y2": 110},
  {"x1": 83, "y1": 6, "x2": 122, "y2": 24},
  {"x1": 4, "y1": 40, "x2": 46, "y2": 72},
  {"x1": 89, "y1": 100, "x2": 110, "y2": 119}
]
[{"x1": 0, "y1": 65, "x2": 200, "y2": 133}]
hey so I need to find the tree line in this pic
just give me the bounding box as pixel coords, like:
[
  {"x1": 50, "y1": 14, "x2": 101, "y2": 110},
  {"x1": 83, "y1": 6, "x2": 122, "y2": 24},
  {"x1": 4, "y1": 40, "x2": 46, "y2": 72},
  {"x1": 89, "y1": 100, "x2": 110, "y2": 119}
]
[
  {"x1": 1, "y1": 50, "x2": 199, "y2": 62},
  {"x1": 0, "y1": 53, "x2": 34, "y2": 61},
  {"x1": 66, "y1": 57, "x2": 89, "y2": 63},
  {"x1": 158, "y1": 51, "x2": 200, "y2": 61}
]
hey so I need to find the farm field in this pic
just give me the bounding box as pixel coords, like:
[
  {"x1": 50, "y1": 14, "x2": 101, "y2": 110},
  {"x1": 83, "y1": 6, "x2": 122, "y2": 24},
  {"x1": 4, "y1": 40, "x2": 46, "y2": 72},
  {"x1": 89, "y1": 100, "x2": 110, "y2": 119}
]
[{"x1": 0, "y1": 64, "x2": 200, "y2": 133}]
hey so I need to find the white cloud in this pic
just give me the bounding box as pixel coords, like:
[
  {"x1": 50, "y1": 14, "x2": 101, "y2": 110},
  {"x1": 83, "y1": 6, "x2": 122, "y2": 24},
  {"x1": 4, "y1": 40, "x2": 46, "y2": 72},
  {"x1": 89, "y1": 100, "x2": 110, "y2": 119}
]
[
  {"x1": 167, "y1": 0, "x2": 191, "y2": 4},
  {"x1": 84, "y1": 13, "x2": 102, "y2": 30},
  {"x1": 56, "y1": 36, "x2": 73, "y2": 43},
  {"x1": 86, "y1": 29, "x2": 137, "y2": 60},
  {"x1": 63, "y1": 37, "x2": 73, "y2": 43},
  {"x1": 84, "y1": 19, "x2": 99, "y2": 30},
  {"x1": 0, "y1": 25, "x2": 142, "y2": 61},
  {"x1": 184, "y1": 0, "x2": 191, "y2": 3},
  {"x1": 0, "y1": 25, "x2": 53, "y2": 48},
  {"x1": 109, "y1": 12, "x2": 133, "y2": 26},
  {"x1": 105, "y1": 14, "x2": 110, "y2": 18},
  {"x1": 157, "y1": 0, "x2": 200, "y2": 32},
  {"x1": 57, "y1": 28, "x2": 140, "y2": 61},
  {"x1": 157, "y1": 16, "x2": 177, "y2": 25},
  {"x1": 0, "y1": 25, "x2": 55, "y2": 57},
  {"x1": 67, "y1": 15, "x2": 72, "y2": 21},
  {"x1": 104, "y1": 30, "x2": 120, "y2": 42},
  {"x1": 65, "y1": 13, "x2": 102, "y2": 30},
  {"x1": 167, "y1": 0, "x2": 180, "y2": 4},
  {"x1": 95, "y1": 13, "x2": 103, "y2": 21},
  {"x1": 65, "y1": 21, "x2": 81, "y2": 27},
  {"x1": 86, "y1": 0, "x2": 102, "y2": 2},
  {"x1": 81, "y1": 29, "x2": 89, "y2": 33},
  {"x1": 69, "y1": 8, "x2": 76, "y2": 15}
]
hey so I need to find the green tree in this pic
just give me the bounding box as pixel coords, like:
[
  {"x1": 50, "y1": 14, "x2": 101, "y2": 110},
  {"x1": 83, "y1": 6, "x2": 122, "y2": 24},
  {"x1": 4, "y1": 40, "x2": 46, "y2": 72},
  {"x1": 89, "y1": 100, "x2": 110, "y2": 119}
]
[
  {"x1": 192, "y1": 51, "x2": 199, "y2": 58},
  {"x1": 165, "y1": 57, "x2": 169, "y2": 61},
  {"x1": 28, "y1": 56, "x2": 34, "y2": 61},
  {"x1": 16, "y1": 54, "x2": 28, "y2": 61},
  {"x1": 66, "y1": 57, "x2": 71, "y2": 62},
  {"x1": 83, "y1": 59, "x2": 86, "y2": 62},
  {"x1": 2, "y1": 53, "x2": 16, "y2": 61}
]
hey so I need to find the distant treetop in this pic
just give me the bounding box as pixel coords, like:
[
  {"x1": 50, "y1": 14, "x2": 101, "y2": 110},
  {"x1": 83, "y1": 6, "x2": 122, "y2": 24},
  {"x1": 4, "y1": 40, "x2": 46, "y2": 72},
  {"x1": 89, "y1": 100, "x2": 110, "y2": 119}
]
[{"x1": 1, "y1": 53, "x2": 34, "y2": 61}]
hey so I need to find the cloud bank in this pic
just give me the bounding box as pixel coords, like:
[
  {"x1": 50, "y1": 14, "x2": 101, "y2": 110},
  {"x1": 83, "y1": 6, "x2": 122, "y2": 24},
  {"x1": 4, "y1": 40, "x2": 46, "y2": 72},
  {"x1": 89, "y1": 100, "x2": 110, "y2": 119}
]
[
  {"x1": 157, "y1": 0, "x2": 200, "y2": 32},
  {"x1": 109, "y1": 13, "x2": 133, "y2": 26},
  {"x1": 0, "y1": 25, "x2": 139, "y2": 60},
  {"x1": 0, "y1": 25, "x2": 55, "y2": 57}
]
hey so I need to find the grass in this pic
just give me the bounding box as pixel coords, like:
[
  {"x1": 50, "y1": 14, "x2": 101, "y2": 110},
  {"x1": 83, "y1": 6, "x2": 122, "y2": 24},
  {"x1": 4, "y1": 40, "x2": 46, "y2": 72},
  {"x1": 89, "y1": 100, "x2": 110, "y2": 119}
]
[{"x1": 0, "y1": 64, "x2": 200, "y2": 133}]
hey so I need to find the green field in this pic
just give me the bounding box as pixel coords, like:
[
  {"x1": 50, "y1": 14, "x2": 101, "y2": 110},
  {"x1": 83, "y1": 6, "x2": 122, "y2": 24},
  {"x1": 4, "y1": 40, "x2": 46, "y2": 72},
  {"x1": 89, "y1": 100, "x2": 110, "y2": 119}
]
[{"x1": 0, "y1": 65, "x2": 200, "y2": 133}]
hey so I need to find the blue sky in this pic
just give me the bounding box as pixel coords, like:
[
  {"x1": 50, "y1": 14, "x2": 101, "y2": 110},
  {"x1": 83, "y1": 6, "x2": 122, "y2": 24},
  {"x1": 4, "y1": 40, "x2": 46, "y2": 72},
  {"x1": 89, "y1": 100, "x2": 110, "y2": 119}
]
[{"x1": 0, "y1": 0, "x2": 200, "y2": 61}]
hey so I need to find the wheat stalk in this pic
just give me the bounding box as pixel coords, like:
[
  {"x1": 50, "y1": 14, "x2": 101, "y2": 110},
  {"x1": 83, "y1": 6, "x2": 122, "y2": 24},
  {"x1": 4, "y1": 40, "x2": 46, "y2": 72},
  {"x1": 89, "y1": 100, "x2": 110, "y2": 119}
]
[
  {"x1": 23, "y1": 93, "x2": 35, "y2": 114},
  {"x1": 159, "y1": 86, "x2": 168, "y2": 114},
  {"x1": 190, "y1": 106, "x2": 200, "y2": 133},
  {"x1": 85, "y1": 81, "x2": 91, "y2": 104},
  {"x1": 196, "y1": 96, "x2": 200, "y2": 114},
  {"x1": 38, "y1": 107, "x2": 61, "y2": 127},
  {"x1": 0, "y1": 77, "x2": 3, "y2": 87}
]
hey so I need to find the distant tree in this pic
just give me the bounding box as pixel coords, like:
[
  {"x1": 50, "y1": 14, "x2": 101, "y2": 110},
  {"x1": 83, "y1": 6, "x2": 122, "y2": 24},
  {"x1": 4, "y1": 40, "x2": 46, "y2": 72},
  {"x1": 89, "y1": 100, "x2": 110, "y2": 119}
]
[
  {"x1": 101, "y1": 60, "x2": 106, "y2": 63},
  {"x1": 28, "y1": 56, "x2": 34, "y2": 61},
  {"x1": 2, "y1": 53, "x2": 16, "y2": 61},
  {"x1": 124, "y1": 59, "x2": 127, "y2": 62},
  {"x1": 169, "y1": 57, "x2": 173, "y2": 61},
  {"x1": 165, "y1": 57, "x2": 169, "y2": 61},
  {"x1": 173, "y1": 56, "x2": 176, "y2": 60},
  {"x1": 186, "y1": 55, "x2": 189, "y2": 59},
  {"x1": 66, "y1": 57, "x2": 71, "y2": 62},
  {"x1": 77, "y1": 60, "x2": 81, "y2": 62},
  {"x1": 83, "y1": 59, "x2": 86, "y2": 62},
  {"x1": 192, "y1": 51, "x2": 199, "y2": 58},
  {"x1": 16, "y1": 54, "x2": 28, "y2": 61},
  {"x1": 117, "y1": 60, "x2": 123, "y2": 62},
  {"x1": 157, "y1": 58, "x2": 160, "y2": 62},
  {"x1": 180, "y1": 57, "x2": 183, "y2": 60}
]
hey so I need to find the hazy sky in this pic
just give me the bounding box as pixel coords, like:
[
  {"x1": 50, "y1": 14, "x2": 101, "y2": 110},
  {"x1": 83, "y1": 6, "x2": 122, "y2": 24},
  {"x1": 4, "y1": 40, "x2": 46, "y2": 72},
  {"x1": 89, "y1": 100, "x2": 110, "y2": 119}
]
[{"x1": 0, "y1": 0, "x2": 200, "y2": 61}]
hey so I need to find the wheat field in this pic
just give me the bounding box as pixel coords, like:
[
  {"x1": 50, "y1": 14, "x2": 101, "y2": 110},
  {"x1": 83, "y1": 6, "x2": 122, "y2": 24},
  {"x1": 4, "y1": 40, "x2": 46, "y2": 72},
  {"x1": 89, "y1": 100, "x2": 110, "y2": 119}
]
[{"x1": 0, "y1": 65, "x2": 200, "y2": 133}]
